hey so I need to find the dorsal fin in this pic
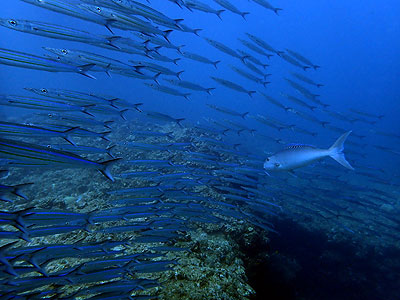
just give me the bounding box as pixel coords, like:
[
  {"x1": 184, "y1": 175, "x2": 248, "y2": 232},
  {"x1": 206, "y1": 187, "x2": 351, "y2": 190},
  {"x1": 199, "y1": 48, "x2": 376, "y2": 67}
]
[{"x1": 285, "y1": 144, "x2": 315, "y2": 150}]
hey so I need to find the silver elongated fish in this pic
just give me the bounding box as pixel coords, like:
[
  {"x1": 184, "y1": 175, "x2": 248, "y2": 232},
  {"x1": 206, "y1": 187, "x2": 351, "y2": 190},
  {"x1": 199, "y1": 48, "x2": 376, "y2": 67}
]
[
  {"x1": 144, "y1": 111, "x2": 185, "y2": 127},
  {"x1": 291, "y1": 72, "x2": 323, "y2": 88},
  {"x1": 259, "y1": 92, "x2": 290, "y2": 111},
  {"x1": 243, "y1": 60, "x2": 268, "y2": 78},
  {"x1": 230, "y1": 65, "x2": 270, "y2": 87},
  {"x1": 0, "y1": 121, "x2": 81, "y2": 145},
  {"x1": 280, "y1": 92, "x2": 317, "y2": 111},
  {"x1": 111, "y1": 0, "x2": 182, "y2": 29},
  {"x1": 132, "y1": 32, "x2": 183, "y2": 53},
  {"x1": 0, "y1": 18, "x2": 120, "y2": 49},
  {"x1": 211, "y1": 76, "x2": 256, "y2": 97},
  {"x1": 213, "y1": 0, "x2": 249, "y2": 19},
  {"x1": 183, "y1": 0, "x2": 225, "y2": 19},
  {"x1": 129, "y1": 60, "x2": 184, "y2": 79},
  {"x1": 20, "y1": 0, "x2": 116, "y2": 33},
  {"x1": 280, "y1": 53, "x2": 310, "y2": 70},
  {"x1": 245, "y1": 33, "x2": 281, "y2": 54},
  {"x1": 206, "y1": 104, "x2": 249, "y2": 118},
  {"x1": 0, "y1": 138, "x2": 120, "y2": 181},
  {"x1": 0, "y1": 48, "x2": 96, "y2": 78},
  {"x1": 286, "y1": 48, "x2": 320, "y2": 70},
  {"x1": 163, "y1": 79, "x2": 215, "y2": 94},
  {"x1": 250, "y1": 0, "x2": 282, "y2": 15},
  {"x1": 144, "y1": 83, "x2": 190, "y2": 100},
  {"x1": 238, "y1": 38, "x2": 273, "y2": 59},
  {"x1": 181, "y1": 51, "x2": 220, "y2": 68},
  {"x1": 237, "y1": 50, "x2": 269, "y2": 68},
  {"x1": 204, "y1": 38, "x2": 246, "y2": 61},
  {"x1": 0, "y1": 94, "x2": 94, "y2": 115},
  {"x1": 80, "y1": 4, "x2": 172, "y2": 39},
  {"x1": 43, "y1": 47, "x2": 141, "y2": 76},
  {"x1": 263, "y1": 131, "x2": 354, "y2": 172}
]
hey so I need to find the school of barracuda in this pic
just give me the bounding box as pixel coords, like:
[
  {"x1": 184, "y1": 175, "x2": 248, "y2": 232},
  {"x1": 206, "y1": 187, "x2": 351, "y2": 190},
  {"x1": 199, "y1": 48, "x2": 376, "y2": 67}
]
[{"x1": 0, "y1": 0, "x2": 399, "y2": 299}]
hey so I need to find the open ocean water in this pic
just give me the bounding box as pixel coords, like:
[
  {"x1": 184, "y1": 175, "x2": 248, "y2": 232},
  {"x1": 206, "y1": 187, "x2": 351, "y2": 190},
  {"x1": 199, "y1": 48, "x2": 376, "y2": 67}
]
[{"x1": 0, "y1": 0, "x2": 399, "y2": 299}]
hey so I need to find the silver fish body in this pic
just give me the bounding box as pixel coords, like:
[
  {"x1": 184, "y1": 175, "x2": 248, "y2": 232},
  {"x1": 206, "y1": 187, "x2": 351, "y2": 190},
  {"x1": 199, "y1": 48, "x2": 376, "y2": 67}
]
[{"x1": 263, "y1": 131, "x2": 354, "y2": 171}]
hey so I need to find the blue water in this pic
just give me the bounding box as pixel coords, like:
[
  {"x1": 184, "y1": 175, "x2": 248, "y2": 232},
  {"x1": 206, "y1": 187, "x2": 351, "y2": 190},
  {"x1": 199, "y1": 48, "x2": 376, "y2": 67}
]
[{"x1": 1, "y1": 0, "x2": 400, "y2": 299}]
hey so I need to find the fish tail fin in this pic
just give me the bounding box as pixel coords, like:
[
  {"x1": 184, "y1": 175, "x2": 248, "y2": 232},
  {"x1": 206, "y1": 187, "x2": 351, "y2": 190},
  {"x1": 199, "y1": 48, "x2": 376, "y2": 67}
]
[
  {"x1": 242, "y1": 112, "x2": 249, "y2": 119},
  {"x1": 176, "y1": 70, "x2": 184, "y2": 80},
  {"x1": 134, "y1": 103, "x2": 143, "y2": 112},
  {"x1": 63, "y1": 127, "x2": 80, "y2": 146},
  {"x1": 107, "y1": 98, "x2": 119, "y2": 109},
  {"x1": 176, "y1": 118, "x2": 185, "y2": 127},
  {"x1": 163, "y1": 30, "x2": 173, "y2": 43},
  {"x1": 222, "y1": 129, "x2": 230, "y2": 136},
  {"x1": 106, "y1": 36, "x2": 121, "y2": 49},
  {"x1": 174, "y1": 19, "x2": 184, "y2": 28},
  {"x1": 99, "y1": 158, "x2": 122, "y2": 181},
  {"x1": 206, "y1": 88, "x2": 215, "y2": 95},
  {"x1": 213, "y1": 60, "x2": 221, "y2": 69},
  {"x1": 183, "y1": 94, "x2": 191, "y2": 100},
  {"x1": 133, "y1": 65, "x2": 145, "y2": 75},
  {"x1": 177, "y1": 45, "x2": 185, "y2": 54},
  {"x1": 262, "y1": 81, "x2": 271, "y2": 87},
  {"x1": 247, "y1": 91, "x2": 256, "y2": 97},
  {"x1": 106, "y1": 145, "x2": 115, "y2": 158},
  {"x1": 78, "y1": 64, "x2": 96, "y2": 79},
  {"x1": 101, "y1": 131, "x2": 111, "y2": 142},
  {"x1": 274, "y1": 8, "x2": 283, "y2": 15},
  {"x1": 303, "y1": 66, "x2": 310, "y2": 71},
  {"x1": 317, "y1": 83, "x2": 324, "y2": 88},
  {"x1": 173, "y1": 58, "x2": 181, "y2": 65},
  {"x1": 328, "y1": 131, "x2": 354, "y2": 170},
  {"x1": 313, "y1": 65, "x2": 321, "y2": 70},
  {"x1": 119, "y1": 109, "x2": 129, "y2": 120},
  {"x1": 266, "y1": 54, "x2": 273, "y2": 60},
  {"x1": 193, "y1": 28, "x2": 202, "y2": 36},
  {"x1": 240, "y1": 55, "x2": 250, "y2": 63},
  {"x1": 81, "y1": 104, "x2": 96, "y2": 117},
  {"x1": 153, "y1": 72, "x2": 162, "y2": 85},
  {"x1": 241, "y1": 12, "x2": 250, "y2": 20},
  {"x1": 12, "y1": 183, "x2": 33, "y2": 200},
  {"x1": 216, "y1": 10, "x2": 225, "y2": 20}
]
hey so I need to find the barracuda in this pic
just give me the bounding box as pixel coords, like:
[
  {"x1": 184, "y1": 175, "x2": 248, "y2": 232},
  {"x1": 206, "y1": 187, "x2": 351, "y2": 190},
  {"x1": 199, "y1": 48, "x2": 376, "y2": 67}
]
[
  {"x1": 0, "y1": 48, "x2": 96, "y2": 78},
  {"x1": 0, "y1": 138, "x2": 120, "y2": 181},
  {"x1": 0, "y1": 18, "x2": 120, "y2": 48}
]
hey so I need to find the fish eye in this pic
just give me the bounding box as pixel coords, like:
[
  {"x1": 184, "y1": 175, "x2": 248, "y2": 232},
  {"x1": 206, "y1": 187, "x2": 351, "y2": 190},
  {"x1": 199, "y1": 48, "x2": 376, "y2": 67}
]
[
  {"x1": 46, "y1": 145, "x2": 52, "y2": 148},
  {"x1": 8, "y1": 20, "x2": 17, "y2": 26},
  {"x1": 96, "y1": 6, "x2": 101, "y2": 11},
  {"x1": 41, "y1": 88, "x2": 48, "y2": 93},
  {"x1": 265, "y1": 158, "x2": 269, "y2": 161},
  {"x1": 61, "y1": 49, "x2": 68, "y2": 54},
  {"x1": 274, "y1": 163, "x2": 280, "y2": 167}
]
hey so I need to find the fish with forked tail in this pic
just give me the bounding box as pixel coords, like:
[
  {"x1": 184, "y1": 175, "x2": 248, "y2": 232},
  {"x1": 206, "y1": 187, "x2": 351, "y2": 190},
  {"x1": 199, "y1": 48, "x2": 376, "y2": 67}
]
[{"x1": 263, "y1": 131, "x2": 354, "y2": 172}]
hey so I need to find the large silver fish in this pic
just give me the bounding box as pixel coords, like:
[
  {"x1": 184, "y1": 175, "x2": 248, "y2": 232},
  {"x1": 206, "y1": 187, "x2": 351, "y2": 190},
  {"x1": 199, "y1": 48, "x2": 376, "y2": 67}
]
[
  {"x1": 0, "y1": 18, "x2": 119, "y2": 49},
  {"x1": 263, "y1": 131, "x2": 354, "y2": 172}
]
